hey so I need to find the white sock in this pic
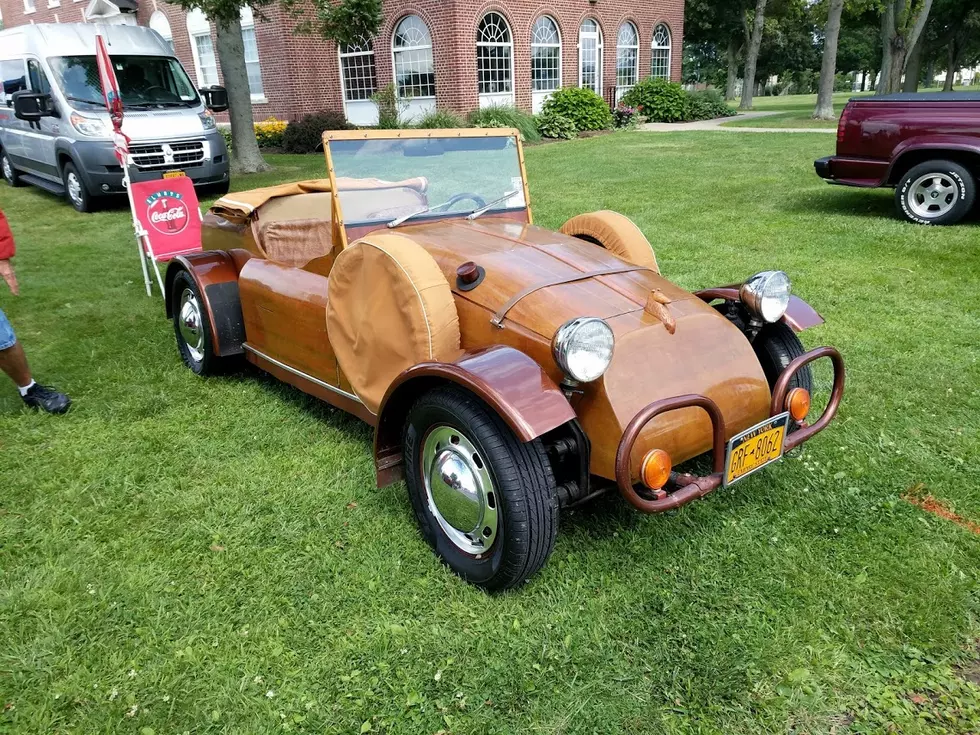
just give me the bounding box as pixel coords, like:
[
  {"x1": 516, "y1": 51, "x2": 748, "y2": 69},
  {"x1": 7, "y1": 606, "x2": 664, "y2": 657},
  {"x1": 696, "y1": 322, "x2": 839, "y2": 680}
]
[{"x1": 18, "y1": 380, "x2": 36, "y2": 397}]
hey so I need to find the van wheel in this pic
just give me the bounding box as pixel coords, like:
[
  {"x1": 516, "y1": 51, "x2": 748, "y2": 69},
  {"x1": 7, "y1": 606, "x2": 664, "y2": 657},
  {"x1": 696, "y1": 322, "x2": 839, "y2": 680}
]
[
  {"x1": 62, "y1": 162, "x2": 94, "y2": 213},
  {"x1": 1, "y1": 150, "x2": 22, "y2": 187},
  {"x1": 896, "y1": 160, "x2": 975, "y2": 226}
]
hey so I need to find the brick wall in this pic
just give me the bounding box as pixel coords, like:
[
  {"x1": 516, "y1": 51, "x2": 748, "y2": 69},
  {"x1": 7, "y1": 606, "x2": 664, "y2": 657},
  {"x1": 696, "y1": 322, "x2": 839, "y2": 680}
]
[{"x1": 0, "y1": 0, "x2": 683, "y2": 122}]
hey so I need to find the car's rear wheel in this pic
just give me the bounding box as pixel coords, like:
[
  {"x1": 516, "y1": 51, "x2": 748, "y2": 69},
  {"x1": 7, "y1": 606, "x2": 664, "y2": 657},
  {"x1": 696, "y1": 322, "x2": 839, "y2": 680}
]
[
  {"x1": 896, "y1": 160, "x2": 975, "y2": 226},
  {"x1": 172, "y1": 270, "x2": 224, "y2": 376},
  {"x1": 2, "y1": 150, "x2": 22, "y2": 187},
  {"x1": 403, "y1": 386, "x2": 558, "y2": 591}
]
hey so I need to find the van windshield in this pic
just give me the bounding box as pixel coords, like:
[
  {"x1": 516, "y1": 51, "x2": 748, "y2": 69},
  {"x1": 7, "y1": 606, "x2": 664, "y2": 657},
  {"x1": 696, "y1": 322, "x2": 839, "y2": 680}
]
[{"x1": 48, "y1": 55, "x2": 200, "y2": 109}]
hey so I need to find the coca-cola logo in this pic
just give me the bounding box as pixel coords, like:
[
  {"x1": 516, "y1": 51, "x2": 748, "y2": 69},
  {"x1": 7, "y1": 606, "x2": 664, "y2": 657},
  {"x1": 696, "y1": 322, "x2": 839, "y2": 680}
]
[{"x1": 144, "y1": 190, "x2": 190, "y2": 235}]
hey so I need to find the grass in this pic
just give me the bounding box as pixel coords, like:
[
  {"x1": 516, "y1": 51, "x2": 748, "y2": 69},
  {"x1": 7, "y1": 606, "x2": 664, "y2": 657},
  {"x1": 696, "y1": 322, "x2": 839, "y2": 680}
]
[{"x1": 1, "y1": 132, "x2": 979, "y2": 734}]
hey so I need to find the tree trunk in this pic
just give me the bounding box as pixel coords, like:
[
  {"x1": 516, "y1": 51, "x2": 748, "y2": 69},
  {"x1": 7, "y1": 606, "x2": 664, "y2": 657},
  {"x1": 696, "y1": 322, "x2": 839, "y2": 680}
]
[
  {"x1": 215, "y1": 17, "x2": 269, "y2": 174},
  {"x1": 739, "y1": 0, "x2": 768, "y2": 110},
  {"x1": 943, "y1": 39, "x2": 958, "y2": 91},
  {"x1": 860, "y1": 70, "x2": 867, "y2": 91},
  {"x1": 924, "y1": 60, "x2": 934, "y2": 88},
  {"x1": 725, "y1": 38, "x2": 739, "y2": 101},
  {"x1": 814, "y1": 0, "x2": 845, "y2": 119},
  {"x1": 902, "y1": 36, "x2": 923, "y2": 92},
  {"x1": 877, "y1": 1, "x2": 895, "y2": 94}
]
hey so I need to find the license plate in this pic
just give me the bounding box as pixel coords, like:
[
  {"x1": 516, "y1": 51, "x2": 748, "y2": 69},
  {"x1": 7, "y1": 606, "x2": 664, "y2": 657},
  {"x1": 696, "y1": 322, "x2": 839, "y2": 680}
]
[
  {"x1": 724, "y1": 412, "x2": 790, "y2": 486},
  {"x1": 162, "y1": 170, "x2": 186, "y2": 179}
]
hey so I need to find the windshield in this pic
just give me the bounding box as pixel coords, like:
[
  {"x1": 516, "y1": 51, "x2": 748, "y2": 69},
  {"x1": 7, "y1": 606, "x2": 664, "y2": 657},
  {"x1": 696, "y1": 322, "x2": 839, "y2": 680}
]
[
  {"x1": 48, "y1": 55, "x2": 200, "y2": 110},
  {"x1": 326, "y1": 135, "x2": 527, "y2": 229}
]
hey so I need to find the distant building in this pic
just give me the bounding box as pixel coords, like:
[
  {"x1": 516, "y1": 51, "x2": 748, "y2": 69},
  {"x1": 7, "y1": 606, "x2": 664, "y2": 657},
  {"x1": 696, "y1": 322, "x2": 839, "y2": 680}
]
[{"x1": 0, "y1": 0, "x2": 683, "y2": 123}]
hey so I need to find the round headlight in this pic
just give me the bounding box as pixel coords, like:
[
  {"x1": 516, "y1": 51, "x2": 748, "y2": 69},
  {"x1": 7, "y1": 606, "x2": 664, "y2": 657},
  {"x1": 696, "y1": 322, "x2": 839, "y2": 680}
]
[
  {"x1": 739, "y1": 270, "x2": 791, "y2": 323},
  {"x1": 552, "y1": 317, "x2": 615, "y2": 383}
]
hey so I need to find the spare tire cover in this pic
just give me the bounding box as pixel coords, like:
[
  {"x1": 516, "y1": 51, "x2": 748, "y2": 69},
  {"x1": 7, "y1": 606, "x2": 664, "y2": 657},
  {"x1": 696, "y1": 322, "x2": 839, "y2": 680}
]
[
  {"x1": 326, "y1": 233, "x2": 461, "y2": 414},
  {"x1": 559, "y1": 210, "x2": 659, "y2": 273}
]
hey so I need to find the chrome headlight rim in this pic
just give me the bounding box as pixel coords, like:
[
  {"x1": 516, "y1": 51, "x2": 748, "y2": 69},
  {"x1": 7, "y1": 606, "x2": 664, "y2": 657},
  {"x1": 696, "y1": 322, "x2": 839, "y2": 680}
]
[
  {"x1": 739, "y1": 270, "x2": 792, "y2": 323},
  {"x1": 552, "y1": 317, "x2": 615, "y2": 384}
]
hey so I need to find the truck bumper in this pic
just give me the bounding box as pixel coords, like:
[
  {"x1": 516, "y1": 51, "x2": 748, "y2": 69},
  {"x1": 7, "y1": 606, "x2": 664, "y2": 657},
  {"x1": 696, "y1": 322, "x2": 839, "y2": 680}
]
[
  {"x1": 813, "y1": 155, "x2": 888, "y2": 188},
  {"x1": 814, "y1": 155, "x2": 834, "y2": 180}
]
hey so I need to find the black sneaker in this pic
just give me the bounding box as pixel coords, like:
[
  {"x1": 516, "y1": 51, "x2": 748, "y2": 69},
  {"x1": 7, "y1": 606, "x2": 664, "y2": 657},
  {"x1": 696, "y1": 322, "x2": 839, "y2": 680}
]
[{"x1": 22, "y1": 383, "x2": 71, "y2": 414}]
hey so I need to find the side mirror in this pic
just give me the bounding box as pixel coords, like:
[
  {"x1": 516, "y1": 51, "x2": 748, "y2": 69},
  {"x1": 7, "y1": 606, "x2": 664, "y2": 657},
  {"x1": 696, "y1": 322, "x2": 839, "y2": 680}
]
[
  {"x1": 12, "y1": 91, "x2": 53, "y2": 122},
  {"x1": 199, "y1": 86, "x2": 228, "y2": 113}
]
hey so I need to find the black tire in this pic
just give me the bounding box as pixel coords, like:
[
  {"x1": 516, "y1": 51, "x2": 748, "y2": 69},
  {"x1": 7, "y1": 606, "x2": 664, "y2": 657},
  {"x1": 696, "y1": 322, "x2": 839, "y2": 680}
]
[
  {"x1": 1, "y1": 149, "x2": 22, "y2": 187},
  {"x1": 754, "y1": 322, "x2": 813, "y2": 433},
  {"x1": 171, "y1": 270, "x2": 224, "y2": 376},
  {"x1": 62, "y1": 161, "x2": 95, "y2": 213},
  {"x1": 403, "y1": 386, "x2": 558, "y2": 591},
  {"x1": 895, "y1": 160, "x2": 975, "y2": 226}
]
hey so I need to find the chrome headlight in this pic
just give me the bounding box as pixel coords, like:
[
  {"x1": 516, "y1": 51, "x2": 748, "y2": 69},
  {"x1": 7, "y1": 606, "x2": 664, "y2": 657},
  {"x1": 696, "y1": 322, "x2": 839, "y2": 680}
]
[
  {"x1": 69, "y1": 113, "x2": 108, "y2": 137},
  {"x1": 552, "y1": 317, "x2": 615, "y2": 383},
  {"x1": 739, "y1": 270, "x2": 791, "y2": 323},
  {"x1": 199, "y1": 109, "x2": 217, "y2": 131}
]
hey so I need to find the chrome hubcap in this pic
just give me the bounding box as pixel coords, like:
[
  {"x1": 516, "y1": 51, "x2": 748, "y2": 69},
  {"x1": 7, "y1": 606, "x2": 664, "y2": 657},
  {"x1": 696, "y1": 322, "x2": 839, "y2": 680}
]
[
  {"x1": 422, "y1": 425, "x2": 498, "y2": 555},
  {"x1": 67, "y1": 172, "x2": 83, "y2": 206},
  {"x1": 908, "y1": 173, "x2": 958, "y2": 219},
  {"x1": 2, "y1": 155, "x2": 11, "y2": 181},
  {"x1": 178, "y1": 288, "x2": 205, "y2": 363}
]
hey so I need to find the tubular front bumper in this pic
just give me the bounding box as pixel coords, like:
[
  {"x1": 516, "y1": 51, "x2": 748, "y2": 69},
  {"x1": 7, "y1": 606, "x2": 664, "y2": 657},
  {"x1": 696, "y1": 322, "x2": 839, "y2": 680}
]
[{"x1": 614, "y1": 346, "x2": 845, "y2": 514}]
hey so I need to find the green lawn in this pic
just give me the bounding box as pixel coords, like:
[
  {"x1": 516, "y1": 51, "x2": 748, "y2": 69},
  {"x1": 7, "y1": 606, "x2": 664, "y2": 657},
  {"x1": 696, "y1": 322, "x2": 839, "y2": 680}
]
[{"x1": 1, "y1": 133, "x2": 979, "y2": 734}]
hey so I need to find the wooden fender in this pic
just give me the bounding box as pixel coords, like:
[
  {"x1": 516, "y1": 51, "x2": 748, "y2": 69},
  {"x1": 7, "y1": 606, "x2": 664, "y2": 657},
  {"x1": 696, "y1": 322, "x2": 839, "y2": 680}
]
[{"x1": 559, "y1": 211, "x2": 659, "y2": 273}]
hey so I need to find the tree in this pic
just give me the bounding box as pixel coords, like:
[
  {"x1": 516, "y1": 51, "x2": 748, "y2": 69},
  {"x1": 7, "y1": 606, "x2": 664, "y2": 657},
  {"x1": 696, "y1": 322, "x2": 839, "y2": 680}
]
[
  {"x1": 922, "y1": 0, "x2": 980, "y2": 91},
  {"x1": 684, "y1": 0, "x2": 752, "y2": 99},
  {"x1": 814, "y1": 0, "x2": 846, "y2": 118},
  {"x1": 740, "y1": 0, "x2": 769, "y2": 109},
  {"x1": 876, "y1": 0, "x2": 935, "y2": 95},
  {"x1": 169, "y1": 0, "x2": 382, "y2": 174}
]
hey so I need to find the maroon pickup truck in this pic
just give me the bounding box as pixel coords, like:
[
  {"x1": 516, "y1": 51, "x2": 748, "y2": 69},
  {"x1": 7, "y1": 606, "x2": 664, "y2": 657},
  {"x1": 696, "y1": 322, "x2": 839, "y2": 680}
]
[{"x1": 815, "y1": 92, "x2": 980, "y2": 225}]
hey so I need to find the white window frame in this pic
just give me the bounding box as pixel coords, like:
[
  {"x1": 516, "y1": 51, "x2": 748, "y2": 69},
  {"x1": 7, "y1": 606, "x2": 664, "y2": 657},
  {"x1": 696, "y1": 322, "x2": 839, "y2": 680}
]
[
  {"x1": 186, "y1": 9, "x2": 218, "y2": 88},
  {"x1": 476, "y1": 12, "x2": 513, "y2": 98},
  {"x1": 651, "y1": 23, "x2": 672, "y2": 81},
  {"x1": 391, "y1": 14, "x2": 436, "y2": 100},
  {"x1": 239, "y1": 6, "x2": 265, "y2": 103},
  {"x1": 530, "y1": 15, "x2": 561, "y2": 93},
  {"x1": 578, "y1": 18, "x2": 603, "y2": 97},
  {"x1": 23, "y1": 0, "x2": 36, "y2": 14},
  {"x1": 149, "y1": 10, "x2": 174, "y2": 54},
  {"x1": 616, "y1": 22, "x2": 639, "y2": 94},
  {"x1": 339, "y1": 39, "x2": 377, "y2": 102}
]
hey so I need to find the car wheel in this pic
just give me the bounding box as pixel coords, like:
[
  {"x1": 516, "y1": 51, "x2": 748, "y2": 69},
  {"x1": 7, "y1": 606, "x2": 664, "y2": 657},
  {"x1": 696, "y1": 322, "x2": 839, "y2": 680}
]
[
  {"x1": 403, "y1": 386, "x2": 558, "y2": 591},
  {"x1": 172, "y1": 270, "x2": 223, "y2": 376},
  {"x1": 62, "y1": 161, "x2": 94, "y2": 213},
  {"x1": 1, "y1": 150, "x2": 22, "y2": 187},
  {"x1": 753, "y1": 322, "x2": 813, "y2": 430},
  {"x1": 896, "y1": 160, "x2": 975, "y2": 226}
]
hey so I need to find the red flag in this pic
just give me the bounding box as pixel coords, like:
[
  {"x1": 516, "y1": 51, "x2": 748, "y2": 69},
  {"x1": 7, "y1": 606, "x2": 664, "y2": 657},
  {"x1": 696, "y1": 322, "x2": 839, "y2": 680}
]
[{"x1": 95, "y1": 33, "x2": 130, "y2": 166}]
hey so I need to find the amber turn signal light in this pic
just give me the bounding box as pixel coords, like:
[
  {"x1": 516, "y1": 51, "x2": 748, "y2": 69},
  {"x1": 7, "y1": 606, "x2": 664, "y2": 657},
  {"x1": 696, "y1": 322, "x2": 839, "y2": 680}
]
[
  {"x1": 641, "y1": 449, "x2": 672, "y2": 490},
  {"x1": 786, "y1": 387, "x2": 811, "y2": 422}
]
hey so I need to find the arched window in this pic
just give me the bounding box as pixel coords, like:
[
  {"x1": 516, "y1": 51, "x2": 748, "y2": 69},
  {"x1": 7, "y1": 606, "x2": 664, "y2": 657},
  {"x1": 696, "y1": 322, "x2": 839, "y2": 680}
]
[
  {"x1": 531, "y1": 16, "x2": 561, "y2": 94},
  {"x1": 616, "y1": 22, "x2": 639, "y2": 92},
  {"x1": 239, "y1": 6, "x2": 264, "y2": 100},
  {"x1": 476, "y1": 12, "x2": 513, "y2": 96},
  {"x1": 651, "y1": 23, "x2": 671, "y2": 81},
  {"x1": 339, "y1": 39, "x2": 377, "y2": 102},
  {"x1": 578, "y1": 18, "x2": 603, "y2": 96},
  {"x1": 149, "y1": 10, "x2": 174, "y2": 54},
  {"x1": 186, "y1": 9, "x2": 217, "y2": 87},
  {"x1": 392, "y1": 15, "x2": 435, "y2": 99}
]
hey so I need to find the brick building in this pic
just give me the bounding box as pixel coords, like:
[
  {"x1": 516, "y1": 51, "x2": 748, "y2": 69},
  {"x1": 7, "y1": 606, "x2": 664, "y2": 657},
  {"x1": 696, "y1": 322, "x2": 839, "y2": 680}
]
[{"x1": 0, "y1": 0, "x2": 683, "y2": 124}]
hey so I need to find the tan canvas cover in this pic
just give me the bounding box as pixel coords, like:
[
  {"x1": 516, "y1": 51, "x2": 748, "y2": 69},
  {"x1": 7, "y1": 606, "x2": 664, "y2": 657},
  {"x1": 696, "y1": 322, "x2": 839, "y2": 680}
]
[
  {"x1": 560, "y1": 211, "x2": 660, "y2": 273},
  {"x1": 326, "y1": 233, "x2": 461, "y2": 413},
  {"x1": 259, "y1": 219, "x2": 335, "y2": 267}
]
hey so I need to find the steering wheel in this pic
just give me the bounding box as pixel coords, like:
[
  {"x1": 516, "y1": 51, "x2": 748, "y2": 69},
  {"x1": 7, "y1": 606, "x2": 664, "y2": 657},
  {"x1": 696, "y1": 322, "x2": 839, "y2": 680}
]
[
  {"x1": 143, "y1": 86, "x2": 181, "y2": 102},
  {"x1": 431, "y1": 192, "x2": 487, "y2": 213}
]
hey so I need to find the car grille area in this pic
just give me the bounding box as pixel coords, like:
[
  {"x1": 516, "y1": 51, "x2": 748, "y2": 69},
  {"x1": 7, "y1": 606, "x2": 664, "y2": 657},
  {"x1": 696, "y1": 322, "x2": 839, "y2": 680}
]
[{"x1": 129, "y1": 140, "x2": 207, "y2": 171}]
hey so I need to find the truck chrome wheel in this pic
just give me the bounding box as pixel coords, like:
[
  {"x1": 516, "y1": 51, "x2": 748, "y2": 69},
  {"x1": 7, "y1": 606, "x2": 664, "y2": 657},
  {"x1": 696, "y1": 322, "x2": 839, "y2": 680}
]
[
  {"x1": 178, "y1": 288, "x2": 205, "y2": 363},
  {"x1": 2, "y1": 154, "x2": 13, "y2": 183},
  {"x1": 66, "y1": 171, "x2": 83, "y2": 207},
  {"x1": 906, "y1": 173, "x2": 958, "y2": 220},
  {"x1": 422, "y1": 425, "x2": 498, "y2": 555}
]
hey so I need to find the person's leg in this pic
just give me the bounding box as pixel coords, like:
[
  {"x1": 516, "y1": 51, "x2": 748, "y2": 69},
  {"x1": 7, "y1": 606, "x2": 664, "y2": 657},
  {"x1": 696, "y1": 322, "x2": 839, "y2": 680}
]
[{"x1": 0, "y1": 308, "x2": 70, "y2": 414}]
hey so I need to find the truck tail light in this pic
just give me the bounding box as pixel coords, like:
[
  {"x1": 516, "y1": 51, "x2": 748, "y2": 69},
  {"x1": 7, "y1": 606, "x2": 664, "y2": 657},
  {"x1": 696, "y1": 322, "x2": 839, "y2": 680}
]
[{"x1": 837, "y1": 104, "x2": 851, "y2": 146}]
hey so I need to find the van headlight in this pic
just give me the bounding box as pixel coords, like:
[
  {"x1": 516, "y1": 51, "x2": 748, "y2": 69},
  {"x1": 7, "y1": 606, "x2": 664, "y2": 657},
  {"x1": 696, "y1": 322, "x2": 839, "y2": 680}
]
[
  {"x1": 552, "y1": 317, "x2": 615, "y2": 383},
  {"x1": 69, "y1": 113, "x2": 107, "y2": 137},
  {"x1": 739, "y1": 270, "x2": 791, "y2": 323},
  {"x1": 199, "y1": 109, "x2": 217, "y2": 131}
]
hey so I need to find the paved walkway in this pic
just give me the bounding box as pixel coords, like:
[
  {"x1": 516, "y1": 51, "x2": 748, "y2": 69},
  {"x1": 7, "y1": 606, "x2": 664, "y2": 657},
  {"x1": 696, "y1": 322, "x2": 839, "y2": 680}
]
[{"x1": 639, "y1": 110, "x2": 836, "y2": 134}]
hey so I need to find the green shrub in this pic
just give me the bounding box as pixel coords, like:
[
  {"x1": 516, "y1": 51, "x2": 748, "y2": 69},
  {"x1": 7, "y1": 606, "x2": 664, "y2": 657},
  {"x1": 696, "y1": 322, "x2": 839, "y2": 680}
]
[
  {"x1": 281, "y1": 111, "x2": 352, "y2": 153},
  {"x1": 686, "y1": 89, "x2": 736, "y2": 121},
  {"x1": 621, "y1": 78, "x2": 689, "y2": 122},
  {"x1": 536, "y1": 110, "x2": 577, "y2": 139},
  {"x1": 372, "y1": 83, "x2": 402, "y2": 129},
  {"x1": 414, "y1": 109, "x2": 466, "y2": 129},
  {"x1": 219, "y1": 126, "x2": 233, "y2": 151},
  {"x1": 467, "y1": 104, "x2": 541, "y2": 141},
  {"x1": 540, "y1": 87, "x2": 612, "y2": 131},
  {"x1": 254, "y1": 117, "x2": 287, "y2": 148}
]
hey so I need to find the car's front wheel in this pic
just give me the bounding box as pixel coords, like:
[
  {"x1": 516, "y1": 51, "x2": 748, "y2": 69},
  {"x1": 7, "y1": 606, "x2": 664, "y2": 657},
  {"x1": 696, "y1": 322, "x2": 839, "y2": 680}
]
[
  {"x1": 171, "y1": 270, "x2": 224, "y2": 376},
  {"x1": 1, "y1": 149, "x2": 22, "y2": 187},
  {"x1": 403, "y1": 386, "x2": 558, "y2": 591},
  {"x1": 62, "y1": 161, "x2": 95, "y2": 213},
  {"x1": 896, "y1": 160, "x2": 975, "y2": 226}
]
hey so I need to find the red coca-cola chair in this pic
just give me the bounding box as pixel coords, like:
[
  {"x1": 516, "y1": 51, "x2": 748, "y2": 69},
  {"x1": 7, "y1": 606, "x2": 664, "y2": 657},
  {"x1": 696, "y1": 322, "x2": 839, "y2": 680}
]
[{"x1": 128, "y1": 176, "x2": 203, "y2": 296}]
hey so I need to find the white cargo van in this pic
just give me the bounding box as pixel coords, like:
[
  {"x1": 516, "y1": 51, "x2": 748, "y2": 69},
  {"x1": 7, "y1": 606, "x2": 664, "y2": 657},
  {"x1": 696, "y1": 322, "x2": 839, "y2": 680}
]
[{"x1": 0, "y1": 23, "x2": 230, "y2": 212}]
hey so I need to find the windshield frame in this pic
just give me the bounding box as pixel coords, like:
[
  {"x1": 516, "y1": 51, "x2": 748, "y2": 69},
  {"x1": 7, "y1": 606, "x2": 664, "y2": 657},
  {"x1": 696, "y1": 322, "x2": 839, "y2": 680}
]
[
  {"x1": 322, "y1": 128, "x2": 532, "y2": 250},
  {"x1": 47, "y1": 54, "x2": 201, "y2": 111}
]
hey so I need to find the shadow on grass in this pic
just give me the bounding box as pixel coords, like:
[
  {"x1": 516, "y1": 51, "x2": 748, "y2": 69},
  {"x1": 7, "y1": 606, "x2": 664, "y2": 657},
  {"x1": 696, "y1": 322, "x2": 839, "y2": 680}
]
[{"x1": 786, "y1": 187, "x2": 897, "y2": 219}]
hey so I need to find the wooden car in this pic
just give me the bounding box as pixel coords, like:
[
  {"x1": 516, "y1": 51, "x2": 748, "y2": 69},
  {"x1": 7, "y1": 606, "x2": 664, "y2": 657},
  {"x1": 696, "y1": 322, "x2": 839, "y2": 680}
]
[{"x1": 165, "y1": 129, "x2": 845, "y2": 590}]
